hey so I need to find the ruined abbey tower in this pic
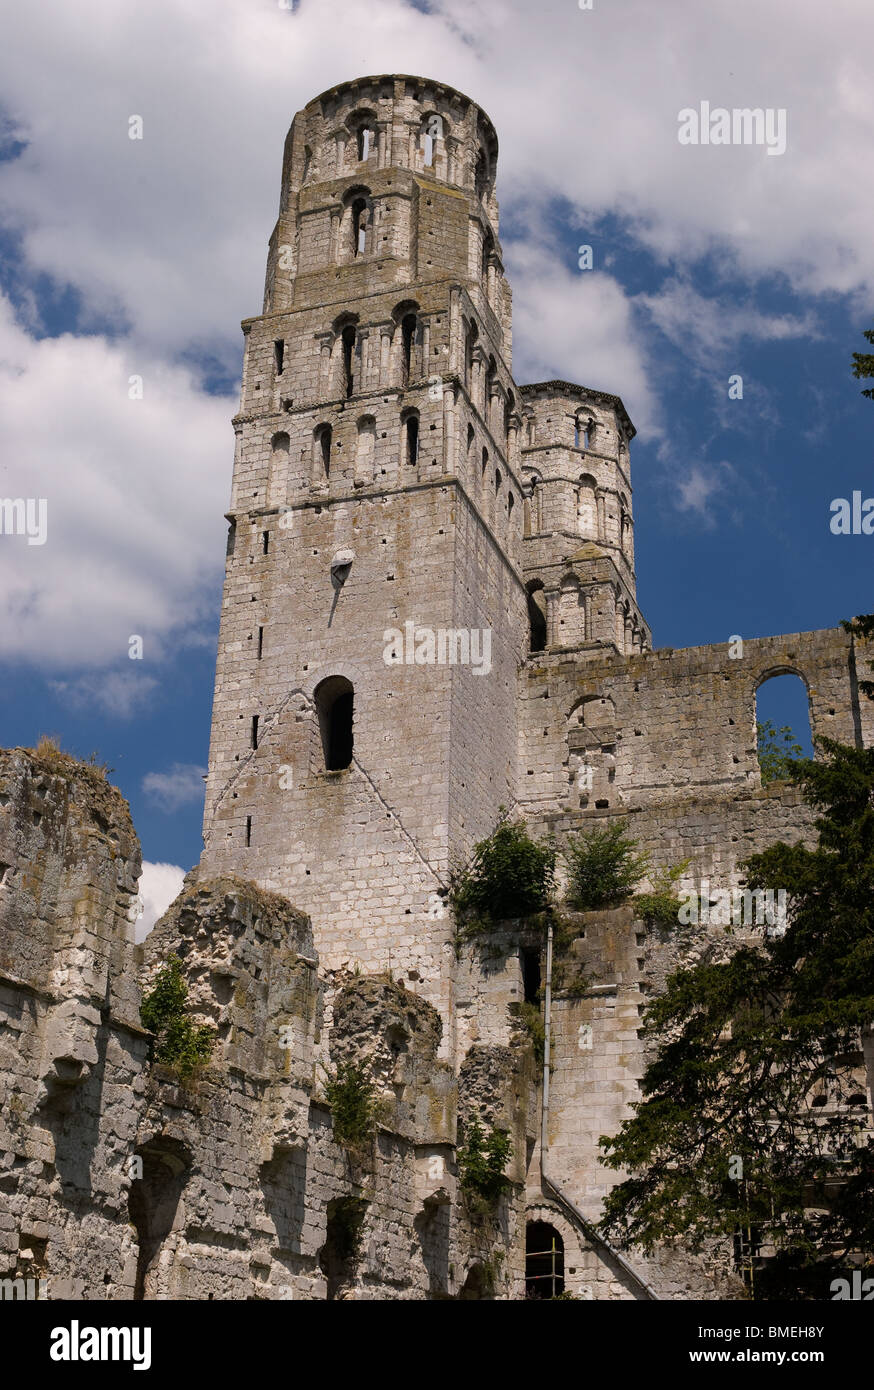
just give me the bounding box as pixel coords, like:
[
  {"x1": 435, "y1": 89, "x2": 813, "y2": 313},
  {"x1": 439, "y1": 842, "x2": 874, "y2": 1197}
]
[{"x1": 1, "y1": 75, "x2": 872, "y2": 1302}]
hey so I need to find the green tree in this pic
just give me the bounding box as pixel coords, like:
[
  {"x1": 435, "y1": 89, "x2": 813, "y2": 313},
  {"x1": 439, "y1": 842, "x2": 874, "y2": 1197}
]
[
  {"x1": 757, "y1": 719, "x2": 804, "y2": 784},
  {"x1": 598, "y1": 738, "x2": 874, "y2": 1298},
  {"x1": 851, "y1": 326, "x2": 874, "y2": 401}
]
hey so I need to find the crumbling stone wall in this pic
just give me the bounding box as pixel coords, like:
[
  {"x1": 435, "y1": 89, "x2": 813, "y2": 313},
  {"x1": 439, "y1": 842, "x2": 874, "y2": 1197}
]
[{"x1": 1, "y1": 753, "x2": 530, "y2": 1299}]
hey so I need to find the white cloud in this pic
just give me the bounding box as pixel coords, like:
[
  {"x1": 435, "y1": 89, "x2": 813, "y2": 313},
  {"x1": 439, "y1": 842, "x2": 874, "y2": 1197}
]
[
  {"x1": 142, "y1": 763, "x2": 207, "y2": 813},
  {"x1": 0, "y1": 0, "x2": 871, "y2": 674},
  {"x1": 506, "y1": 235, "x2": 660, "y2": 436},
  {"x1": 0, "y1": 294, "x2": 232, "y2": 668},
  {"x1": 637, "y1": 278, "x2": 818, "y2": 368},
  {"x1": 0, "y1": 0, "x2": 870, "y2": 374},
  {"x1": 674, "y1": 462, "x2": 735, "y2": 521},
  {"x1": 135, "y1": 860, "x2": 185, "y2": 942}
]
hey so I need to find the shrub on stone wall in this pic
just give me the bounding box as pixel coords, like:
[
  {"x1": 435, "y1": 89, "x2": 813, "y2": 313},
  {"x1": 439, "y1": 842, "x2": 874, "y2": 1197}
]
[
  {"x1": 140, "y1": 956, "x2": 214, "y2": 1082},
  {"x1": 451, "y1": 813, "x2": 556, "y2": 938},
  {"x1": 633, "y1": 859, "x2": 692, "y2": 927},
  {"x1": 564, "y1": 820, "x2": 648, "y2": 910},
  {"x1": 457, "y1": 1116, "x2": 512, "y2": 1212},
  {"x1": 323, "y1": 1060, "x2": 380, "y2": 1153}
]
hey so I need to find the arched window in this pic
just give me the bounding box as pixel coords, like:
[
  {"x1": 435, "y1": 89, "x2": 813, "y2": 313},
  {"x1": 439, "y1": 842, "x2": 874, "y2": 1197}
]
[
  {"x1": 315, "y1": 676, "x2": 354, "y2": 771},
  {"x1": 420, "y1": 113, "x2": 442, "y2": 166},
  {"x1": 403, "y1": 410, "x2": 419, "y2": 467},
  {"x1": 577, "y1": 473, "x2": 597, "y2": 539},
  {"x1": 351, "y1": 198, "x2": 367, "y2": 257},
  {"x1": 481, "y1": 447, "x2": 488, "y2": 480},
  {"x1": 526, "y1": 580, "x2": 547, "y2": 653},
  {"x1": 494, "y1": 467, "x2": 502, "y2": 497},
  {"x1": 401, "y1": 313, "x2": 416, "y2": 385},
  {"x1": 574, "y1": 414, "x2": 593, "y2": 450},
  {"x1": 357, "y1": 126, "x2": 374, "y2": 162},
  {"x1": 525, "y1": 1222, "x2": 565, "y2": 1299},
  {"x1": 341, "y1": 325, "x2": 356, "y2": 398},
  {"x1": 466, "y1": 423, "x2": 475, "y2": 459},
  {"x1": 754, "y1": 672, "x2": 813, "y2": 784},
  {"x1": 508, "y1": 491, "x2": 515, "y2": 521},
  {"x1": 314, "y1": 423, "x2": 332, "y2": 481},
  {"x1": 355, "y1": 415, "x2": 375, "y2": 485}
]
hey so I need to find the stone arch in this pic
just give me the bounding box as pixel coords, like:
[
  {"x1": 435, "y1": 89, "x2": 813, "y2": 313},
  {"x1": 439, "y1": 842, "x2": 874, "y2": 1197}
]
[
  {"x1": 557, "y1": 571, "x2": 585, "y2": 646},
  {"x1": 526, "y1": 1220, "x2": 565, "y2": 1298},
  {"x1": 354, "y1": 415, "x2": 375, "y2": 485},
  {"x1": 269, "y1": 432, "x2": 290, "y2": 507},
  {"x1": 345, "y1": 107, "x2": 378, "y2": 165},
  {"x1": 128, "y1": 1137, "x2": 192, "y2": 1301},
  {"x1": 313, "y1": 423, "x2": 332, "y2": 485},
  {"x1": 330, "y1": 310, "x2": 360, "y2": 396},
  {"x1": 339, "y1": 187, "x2": 373, "y2": 262},
  {"x1": 753, "y1": 668, "x2": 814, "y2": 778},
  {"x1": 392, "y1": 299, "x2": 421, "y2": 385},
  {"x1": 420, "y1": 111, "x2": 448, "y2": 170},
  {"x1": 576, "y1": 472, "x2": 598, "y2": 539}
]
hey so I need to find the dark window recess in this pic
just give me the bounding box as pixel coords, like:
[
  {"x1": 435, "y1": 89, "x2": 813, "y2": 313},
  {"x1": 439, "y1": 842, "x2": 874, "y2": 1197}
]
[
  {"x1": 527, "y1": 584, "x2": 547, "y2": 652},
  {"x1": 405, "y1": 415, "x2": 419, "y2": 466},
  {"x1": 525, "y1": 1222, "x2": 565, "y2": 1299},
  {"x1": 245, "y1": 816, "x2": 252, "y2": 847},
  {"x1": 251, "y1": 715, "x2": 259, "y2": 749},
  {"x1": 342, "y1": 325, "x2": 356, "y2": 397},
  {"x1": 315, "y1": 676, "x2": 354, "y2": 771},
  {"x1": 274, "y1": 339, "x2": 284, "y2": 375},
  {"x1": 257, "y1": 627, "x2": 264, "y2": 660},
  {"x1": 521, "y1": 948, "x2": 541, "y2": 1004},
  {"x1": 401, "y1": 313, "x2": 416, "y2": 383},
  {"x1": 262, "y1": 530, "x2": 269, "y2": 554}
]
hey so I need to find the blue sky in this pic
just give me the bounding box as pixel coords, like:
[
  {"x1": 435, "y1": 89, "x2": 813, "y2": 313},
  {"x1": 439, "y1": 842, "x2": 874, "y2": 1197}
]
[{"x1": 0, "y1": 0, "x2": 871, "y2": 926}]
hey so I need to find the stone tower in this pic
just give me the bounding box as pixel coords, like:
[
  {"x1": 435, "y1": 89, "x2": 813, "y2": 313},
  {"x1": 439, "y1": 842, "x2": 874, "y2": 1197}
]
[{"x1": 200, "y1": 75, "x2": 531, "y2": 1032}]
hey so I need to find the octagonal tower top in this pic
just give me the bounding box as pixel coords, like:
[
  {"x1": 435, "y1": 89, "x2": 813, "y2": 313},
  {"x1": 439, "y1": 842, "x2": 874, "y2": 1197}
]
[{"x1": 278, "y1": 73, "x2": 501, "y2": 229}]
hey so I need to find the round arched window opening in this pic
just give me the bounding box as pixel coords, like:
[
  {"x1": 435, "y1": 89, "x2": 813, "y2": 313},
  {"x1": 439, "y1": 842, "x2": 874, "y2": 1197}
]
[
  {"x1": 315, "y1": 676, "x2": 354, "y2": 771},
  {"x1": 525, "y1": 1221, "x2": 565, "y2": 1299}
]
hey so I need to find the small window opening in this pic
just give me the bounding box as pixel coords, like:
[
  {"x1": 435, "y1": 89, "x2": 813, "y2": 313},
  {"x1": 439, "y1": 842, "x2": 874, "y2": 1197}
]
[
  {"x1": 401, "y1": 313, "x2": 416, "y2": 384},
  {"x1": 245, "y1": 816, "x2": 252, "y2": 847},
  {"x1": 521, "y1": 948, "x2": 541, "y2": 1004},
  {"x1": 351, "y1": 198, "x2": 367, "y2": 258},
  {"x1": 274, "y1": 339, "x2": 284, "y2": 375},
  {"x1": 527, "y1": 582, "x2": 547, "y2": 653},
  {"x1": 342, "y1": 325, "x2": 356, "y2": 397},
  {"x1": 315, "y1": 676, "x2": 354, "y2": 771},
  {"x1": 257, "y1": 627, "x2": 264, "y2": 660},
  {"x1": 251, "y1": 715, "x2": 259, "y2": 749},
  {"x1": 316, "y1": 423, "x2": 332, "y2": 478},
  {"x1": 405, "y1": 414, "x2": 419, "y2": 466},
  {"x1": 262, "y1": 530, "x2": 269, "y2": 554},
  {"x1": 357, "y1": 127, "x2": 373, "y2": 161}
]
